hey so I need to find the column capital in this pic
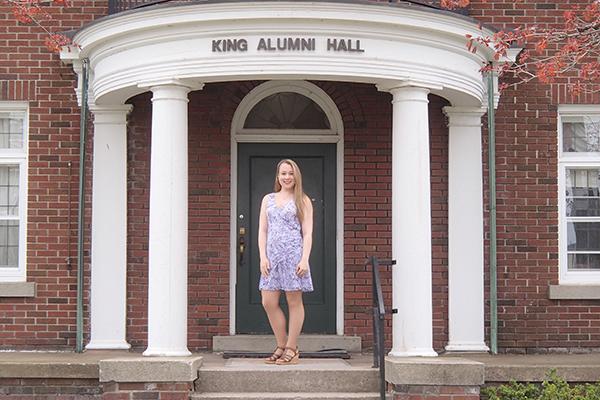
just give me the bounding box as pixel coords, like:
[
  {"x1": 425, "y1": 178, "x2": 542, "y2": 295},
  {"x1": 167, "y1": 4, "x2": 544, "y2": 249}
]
[
  {"x1": 138, "y1": 78, "x2": 204, "y2": 92},
  {"x1": 144, "y1": 82, "x2": 199, "y2": 104},
  {"x1": 376, "y1": 80, "x2": 442, "y2": 96},
  {"x1": 443, "y1": 106, "x2": 487, "y2": 128},
  {"x1": 90, "y1": 104, "x2": 133, "y2": 125}
]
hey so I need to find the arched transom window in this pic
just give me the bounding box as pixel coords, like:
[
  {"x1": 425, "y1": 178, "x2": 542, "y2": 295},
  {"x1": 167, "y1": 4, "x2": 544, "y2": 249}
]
[
  {"x1": 244, "y1": 92, "x2": 331, "y2": 130},
  {"x1": 233, "y1": 81, "x2": 341, "y2": 138}
]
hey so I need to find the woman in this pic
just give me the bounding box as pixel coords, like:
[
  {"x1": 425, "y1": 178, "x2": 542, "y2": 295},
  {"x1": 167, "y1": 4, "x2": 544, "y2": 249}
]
[{"x1": 258, "y1": 159, "x2": 314, "y2": 365}]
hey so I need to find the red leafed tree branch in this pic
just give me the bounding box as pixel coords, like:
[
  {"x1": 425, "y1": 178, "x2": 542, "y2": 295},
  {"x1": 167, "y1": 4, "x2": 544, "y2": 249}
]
[
  {"x1": 4, "y1": 0, "x2": 71, "y2": 52},
  {"x1": 444, "y1": 0, "x2": 600, "y2": 94}
]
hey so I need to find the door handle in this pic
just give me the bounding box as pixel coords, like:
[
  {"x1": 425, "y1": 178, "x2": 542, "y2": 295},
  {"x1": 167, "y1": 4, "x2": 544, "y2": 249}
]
[{"x1": 238, "y1": 227, "x2": 246, "y2": 266}]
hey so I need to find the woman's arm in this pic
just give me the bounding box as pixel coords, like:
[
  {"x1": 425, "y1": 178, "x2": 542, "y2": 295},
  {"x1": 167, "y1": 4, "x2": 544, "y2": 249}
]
[
  {"x1": 296, "y1": 195, "x2": 313, "y2": 277},
  {"x1": 258, "y1": 195, "x2": 270, "y2": 276}
]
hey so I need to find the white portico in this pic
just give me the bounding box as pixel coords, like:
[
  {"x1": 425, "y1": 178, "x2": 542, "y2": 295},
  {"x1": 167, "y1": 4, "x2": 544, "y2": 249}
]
[{"x1": 62, "y1": 0, "x2": 496, "y2": 356}]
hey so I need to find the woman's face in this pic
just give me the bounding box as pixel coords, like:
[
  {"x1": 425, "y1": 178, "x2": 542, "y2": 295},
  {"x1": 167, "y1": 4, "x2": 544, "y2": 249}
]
[{"x1": 278, "y1": 163, "x2": 295, "y2": 190}]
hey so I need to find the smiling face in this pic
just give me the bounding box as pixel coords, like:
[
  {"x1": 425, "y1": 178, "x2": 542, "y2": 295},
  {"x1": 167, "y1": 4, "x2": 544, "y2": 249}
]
[{"x1": 277, "y1": 162, "x2": 296, "y2": 191}]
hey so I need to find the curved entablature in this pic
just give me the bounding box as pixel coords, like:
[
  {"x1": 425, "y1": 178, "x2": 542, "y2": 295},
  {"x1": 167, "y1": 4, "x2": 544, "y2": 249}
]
[{"x1": 61, "y1": 1, "x2": 499, "y2": 107}]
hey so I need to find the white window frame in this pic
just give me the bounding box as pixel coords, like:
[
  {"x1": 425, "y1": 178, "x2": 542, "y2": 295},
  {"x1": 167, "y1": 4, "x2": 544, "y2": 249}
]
[
  {"x1": 0, "y1": 102, "x2": 28, "y2": 282},
  {"x1": 558, "y1": 105, "x2": 600, "y2": 284}
]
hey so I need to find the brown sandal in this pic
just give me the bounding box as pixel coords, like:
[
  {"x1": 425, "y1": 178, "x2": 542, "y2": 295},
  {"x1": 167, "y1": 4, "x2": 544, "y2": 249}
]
[
  {"x1": 264, "y1": 346, "x2": 285, "y2": 364},
  {"x1": 275, "y1": 347, "x2": 299, "y2": 365}
]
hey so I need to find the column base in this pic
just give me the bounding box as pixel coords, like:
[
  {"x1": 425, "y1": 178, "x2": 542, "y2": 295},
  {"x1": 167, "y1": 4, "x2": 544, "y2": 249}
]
[
  {"x1": 445, "y1": 342, "x2": 490, "y2": 353},
  {"x1": 143, "y1": 347, "x2": 192, "y2": 357},
  {"x1": 388, "y1": 348, "x2": 438, "y2": 357},
  {"x1": 86, "y1": 340, "x2": 131, "y2": 350}
]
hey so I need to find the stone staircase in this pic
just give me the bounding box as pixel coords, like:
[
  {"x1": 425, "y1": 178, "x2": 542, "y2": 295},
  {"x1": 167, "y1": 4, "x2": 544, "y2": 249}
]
[{"x1": 191, "y1": 356, "x2": 381, "y2": 400}]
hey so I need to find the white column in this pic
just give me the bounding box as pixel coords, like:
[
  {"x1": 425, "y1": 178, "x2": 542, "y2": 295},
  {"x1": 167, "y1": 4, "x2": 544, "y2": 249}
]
[
  {"x1": 143, "y1": 83, "x2": 192, "y2": 356},
  {"x1": 87, "y1": 105, "x2": 132, "y2": 350},
  {"x1": 444, "y1": 107, "x2": 489, "y2": 352},
  {"x1": 388, "y1": 86, "x2": 437, "y2": 357}
]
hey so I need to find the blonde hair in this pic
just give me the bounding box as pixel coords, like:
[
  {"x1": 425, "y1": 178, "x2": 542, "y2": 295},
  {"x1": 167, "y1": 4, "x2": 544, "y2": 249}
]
[{"x1": 273, "y1": 159, "x2": 306, "y2": 221}]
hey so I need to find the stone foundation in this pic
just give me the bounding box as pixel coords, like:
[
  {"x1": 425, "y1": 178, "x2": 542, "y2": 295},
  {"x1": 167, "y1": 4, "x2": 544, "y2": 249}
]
[
  {"x1": 386, "y1": 356, "x2": 485, "y2": 400},
  {"x1": 0, "y1": 377, "x2": 102, "y2": 398},
  {"x1": 101, "y1": 382, "x2": 193, "y2": 400},
  {"x1": 392, "y1": 384, "x2": 480, "y2": 399}
]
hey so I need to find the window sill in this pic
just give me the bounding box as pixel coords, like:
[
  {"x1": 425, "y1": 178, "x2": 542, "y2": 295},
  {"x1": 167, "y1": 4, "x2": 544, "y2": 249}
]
[
  {"x1": 0, "y1": 282, "x2": 35, "y2": 297},
  {"x1": 549, "y1": 285, "x2": 600, "y2": 300}
]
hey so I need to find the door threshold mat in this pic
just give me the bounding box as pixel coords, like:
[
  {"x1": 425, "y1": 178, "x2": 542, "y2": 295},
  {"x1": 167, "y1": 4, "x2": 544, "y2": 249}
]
[{"x1": 222, "y1": 349, "x2": 350, "y2": 359}]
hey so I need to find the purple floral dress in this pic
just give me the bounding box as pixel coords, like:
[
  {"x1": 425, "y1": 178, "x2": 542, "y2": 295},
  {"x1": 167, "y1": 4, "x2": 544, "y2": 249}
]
[{"x1": 259, "y1": 193, "x2": 313, "y2": 292}]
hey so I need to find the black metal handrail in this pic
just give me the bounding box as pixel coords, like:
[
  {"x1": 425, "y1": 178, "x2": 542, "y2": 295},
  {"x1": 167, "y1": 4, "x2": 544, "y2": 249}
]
[{"x1": 366, "y1": 256, "x2": 395, "y2": 400}]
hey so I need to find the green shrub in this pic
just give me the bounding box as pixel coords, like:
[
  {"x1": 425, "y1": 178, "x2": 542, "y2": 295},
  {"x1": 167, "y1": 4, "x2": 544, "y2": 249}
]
[{"x1": 482, "y1": 370, "x2": 600, "y2": 400}]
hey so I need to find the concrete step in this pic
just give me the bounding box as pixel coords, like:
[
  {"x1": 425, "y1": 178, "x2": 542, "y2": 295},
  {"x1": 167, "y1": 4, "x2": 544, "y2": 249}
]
[
  {"x1": 196, "y1": 359, "x2": 379, "y2": 394},
  {"x1": 213, "y1": 335, "x2": 362, "y2": 353},
  {"x1": 192, "y1": 393, "x2": 383, "y2": 400}
]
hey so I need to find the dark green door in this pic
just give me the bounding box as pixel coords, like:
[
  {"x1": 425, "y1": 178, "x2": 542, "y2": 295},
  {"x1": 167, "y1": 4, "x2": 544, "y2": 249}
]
[{"x1": 236, "y1": 143, "x2": 336, "y2": 334}]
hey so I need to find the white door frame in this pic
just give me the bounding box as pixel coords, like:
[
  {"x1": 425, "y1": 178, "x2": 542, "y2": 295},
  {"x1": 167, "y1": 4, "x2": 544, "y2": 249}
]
[{"x1": 229, "y1": 80, "x2": 345, "y2": 335}]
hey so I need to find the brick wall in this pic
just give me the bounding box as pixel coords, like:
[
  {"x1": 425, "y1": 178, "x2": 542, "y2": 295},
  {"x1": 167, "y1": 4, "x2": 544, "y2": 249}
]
[
  {"x1": 486, "y1": 80, "x2": 600, "y2": 352},
  {"x1": 0, "y1": 1, "x2": 108, "y2": 348},
  {"x1": 336, "y1": 82, "x2": 394, "y2": 349},
  {"x1": 470, "y1": 0, "x2": 600, "y2": 353},
  {"x1": 102, "y1": 382, "x2": 192, "y2": 400},
  {"x1": 0, "y1": 378, "x2": 101, "y2": 398}
]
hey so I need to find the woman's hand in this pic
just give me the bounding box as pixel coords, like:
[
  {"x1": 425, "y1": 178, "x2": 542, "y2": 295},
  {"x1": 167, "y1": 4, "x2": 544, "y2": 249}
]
[
  {"x1": 296, "y1": 260, "x2": 309, "y2": 277},
  {"x1": 260, "y1": 258, "x2": 270, "y2": 277}
]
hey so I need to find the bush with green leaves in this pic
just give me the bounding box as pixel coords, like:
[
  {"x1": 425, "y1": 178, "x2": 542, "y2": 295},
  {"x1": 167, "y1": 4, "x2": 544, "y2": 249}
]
[{"x1": 482, "y1": 370, "x2": 600, "y2": 400}]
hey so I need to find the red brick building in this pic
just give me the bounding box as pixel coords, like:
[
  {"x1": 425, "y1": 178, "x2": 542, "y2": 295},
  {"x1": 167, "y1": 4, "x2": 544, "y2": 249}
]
[{"x1": 0, "y1": 0, "x2": 599, "y2": 357}]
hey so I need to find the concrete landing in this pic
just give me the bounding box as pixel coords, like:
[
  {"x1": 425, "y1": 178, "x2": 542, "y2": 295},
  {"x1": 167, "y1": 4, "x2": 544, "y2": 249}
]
[
  {"x1": 460, "y1": 353, "x2": 600, "y2": 382},
  {"x1": 1, "y1": 350, "x2": 599, "y2": 383}
]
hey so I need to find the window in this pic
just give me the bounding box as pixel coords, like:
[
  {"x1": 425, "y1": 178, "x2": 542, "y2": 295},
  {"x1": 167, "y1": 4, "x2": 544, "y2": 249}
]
[
  {"x1": 244, "y1": 92, "x2": 331, "y2": 130},
  {"x1": 0, "y1": 102, "x2": 28, "y2": 282},
  {"x1": 558, "y1": 105, "x2": 600, "y2": 283}
]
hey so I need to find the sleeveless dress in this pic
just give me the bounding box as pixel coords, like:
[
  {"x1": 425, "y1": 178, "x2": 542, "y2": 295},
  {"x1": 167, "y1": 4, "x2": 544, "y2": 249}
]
[{"x1": 259, "y1": 193, "x2": 314, "y2": 292}]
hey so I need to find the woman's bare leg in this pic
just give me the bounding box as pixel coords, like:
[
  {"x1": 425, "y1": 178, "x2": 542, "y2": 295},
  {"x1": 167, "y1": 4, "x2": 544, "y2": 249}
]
[
  {"x1": 285, "y1": 291, "x2": 304, "y2": 350},
  {"x1": 261, "y1": 290, "x2": 287, "y2": 348}
]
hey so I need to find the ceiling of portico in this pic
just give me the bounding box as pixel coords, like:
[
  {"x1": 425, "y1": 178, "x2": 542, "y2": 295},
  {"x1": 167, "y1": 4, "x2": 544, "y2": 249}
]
[{"x1": 62, "y1": 1, "x2": 497, "y2": 107}]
